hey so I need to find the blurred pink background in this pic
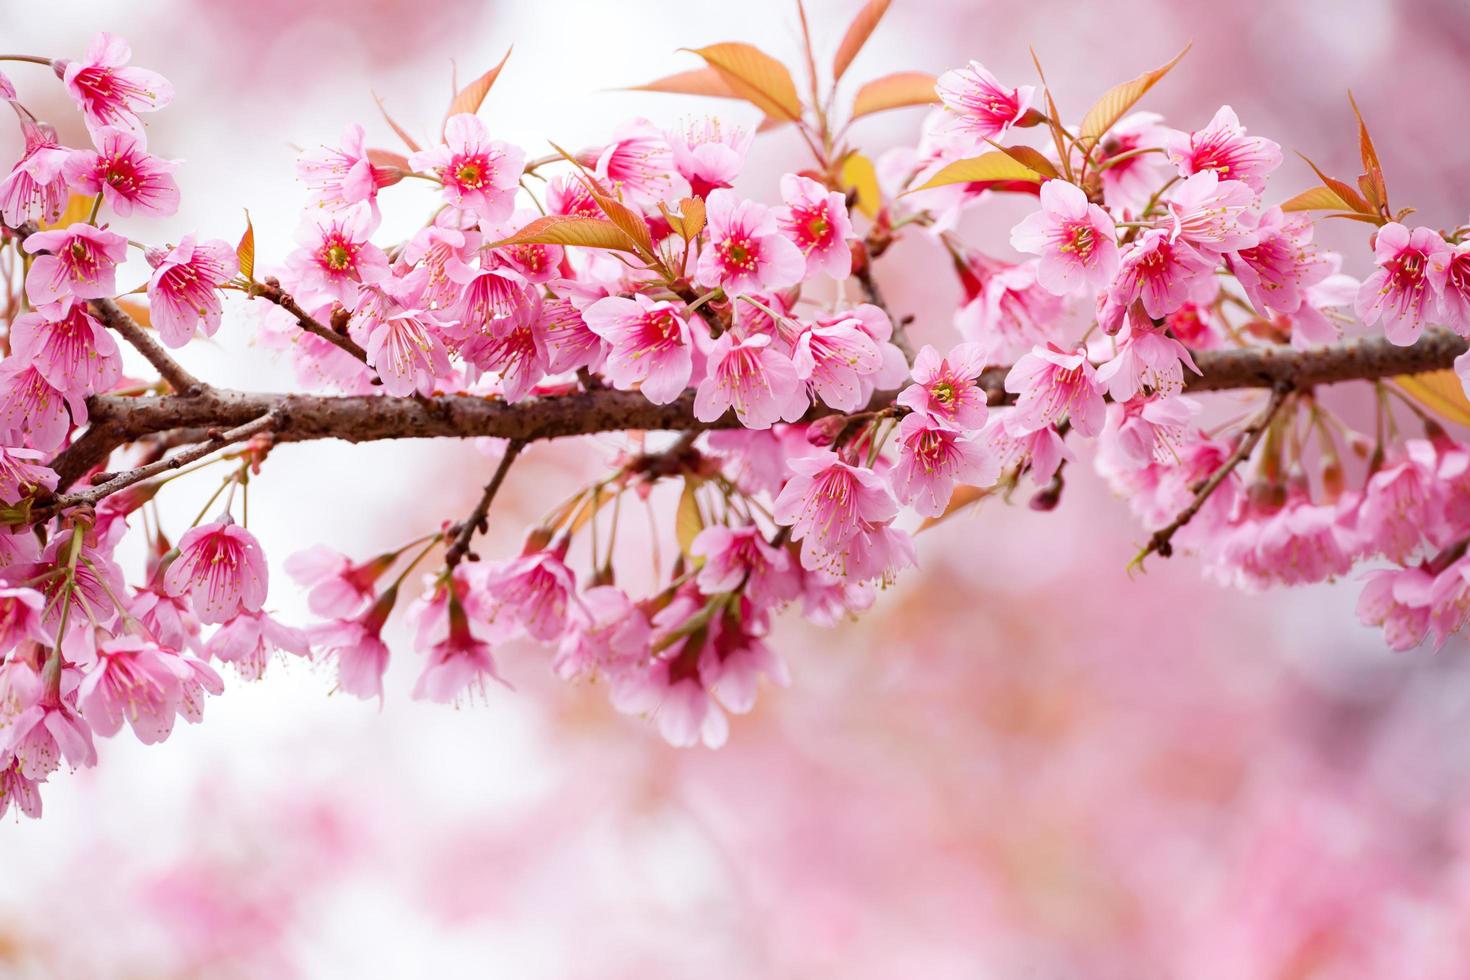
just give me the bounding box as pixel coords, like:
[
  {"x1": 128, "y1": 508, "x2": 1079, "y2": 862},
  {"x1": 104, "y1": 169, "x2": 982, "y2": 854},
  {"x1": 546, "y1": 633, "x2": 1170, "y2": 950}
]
[{"x1": 4, "y1": 1, "x2": 1470, "y2": 977}]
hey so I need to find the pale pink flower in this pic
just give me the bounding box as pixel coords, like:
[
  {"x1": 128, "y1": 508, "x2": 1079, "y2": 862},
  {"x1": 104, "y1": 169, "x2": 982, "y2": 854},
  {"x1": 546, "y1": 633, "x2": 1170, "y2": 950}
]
[
  {"x1": 1357, "y1": 567, "x2": 1432, "y2": 651},
  {"x1": 592, "y1": 119, "x2": 687, "y2": 207},
  {"x1": 703, "y1": 425, "x2": 811, "y2": 496},
  {"x1": 1356, "y1": 440, "x2": 1439, "y2": 562},
  {"x1": 0, "y1": 761, "x2": 41, "y2": 820},
  {"x1": 540, "y1": 298, "x2": 604, "y2": 374},
  {"x1": 77, "y1": 635, "x2": 187, "y2": 744},
  {"x1": 953, "y1": 256, "x2": 1064, "y2": 363},
  {"x1": 409, "y1": 114, "x2": 524, "y2": 221},
  {"x1": 1429, "y1": 557, "x2": 1470, "y2": 647},
  {"x1": 1230, "y1": 207, "x2": 1333, "y2": 316},
  {"x1": 361, "y1": 301, "x2": 453, "y2": 398},
  {"x1": 401, "y1": 224, "x2": 478, "y2": 307},
  {"x1": 477, "y1": 547, "x2": 578, "y2": 643},
  {"x1": 896, "y1": 342, "x2": 990, "y2": 431},
  {"x1": 695, "y1": 189, "x2": 804, "y2": 294},
  {"x1": 206, "y1": 610, "x2": 310, "y2": 681},
  {"x1": 22, "y1": 223, "x2": 128, "y2": 306},
  {"x1": 690, "y1": 525, "x2": 799, "y2": 607},
  {"x1": 1355, "y1": 222, "x2": 1450, "y2": 345},
  {"x1": 892, "y1": 413, "x2": 1000, "y2": 518},
  {"x1": 1165, "y1": 105, "x2": 1282, "y2": 193},
  {"x1": 410, "y1": 579, "x2": 504, "y2": 704},
  {"x1": 935, "y1": 61, "x2": 1034, "y2": 142},
  {"x1": 0, "y1": 118, "x2": 71, "y2": 227},
  {"x1": 1094, "y1": 112, "x2": 1167, "y2": 212},
  {"x1": 448, "y1": 263, "x2": 536, "y2": 326},
  {"x1": 144, "y1": 235, "x2": 238, "y2": 347},
  {"x1": 64, "y1": 126, "x2": 179, "y2": 218},
  {"x1": 694, "y1": 333, "x2": 806, "y2": 429},
  {"x1": 1163, "y1": 170, "x2": 1257, "y2": 254},
  {"x1": 0, "y1": 70, "x2": 12, "y2": 101},
  {"x1": 1106, "y1": 228, "x2": 1214, "y2": 324},
  {"x1": 583, "y1": 293, "x2": 692, "y2": 404},
  {"x1": 298, "y1": 123, "x2": 402, "y2": 212},
  {"x1": 0, "y1": 587, "x2": 48, "y2": 653},
  {"x1": 669, "y1": 118, "x2": 751, "y2": 198},
  {"x1": 1098, "y1": 396, "x2": 1198, "y2": 469},
  {"x1": 1252, "y1": 493, "x2": 1355, "y2": 587},
  {"x1": 1437, "y1": 242, "x2": 1470, "y2": 336},
  {"x1": 130, "y1": 588, "x2": 200, "y2": 656},
  {"x1": 59, "y1": 32, "x2": 173, "y2": 136},
  {"x1": 985, "y1": 415, "x2": 1071, "y2": 483},
  {"x1": 1004, "y1": 343, "x2": 1106, "y2": 437},
  {"x1": 173, "y1": 654, "x2": 224, "y2": 725},
  {"x1": 3, "y1": 698, "x2": 95, "y2": 781},
  {"x1": 554, "y1": 585, "x2": 650, "y2": 681},
  {"x1": 776, "y1": 173, "x2": 853, "y2": 279},
  {"x1": 791, "y1": 315, "x2": 886, "y2": 412},
  {"x1": 284, "y1": 205, "x2": 389, "y2": 308},
  {"x1": 703, "y1": 601, "x2": 789, "y2": 714},
  {"x1": 0, "y1": 447, "x2": 57, "y2": 503},
  {"x1": 455, "y1": 313, "x2": 549, "y2": 402},
  {"x1": 772, "y1": 450, "x2": 904, "y2": 577},
  {"x1": 285, "y1": 545, "x2": 392, "y2": 619},
  {"x1": 1286, "y1": 260, "x2": 1358, "y2": 349},
  {"x1": 610, "y1": 650, "x2": 727, "y2": 749},
  {"x1": 0, "y1": 362, "x2": 76, "y2": 451},
  {"x1": 1095, "y1": 311, "x2": 1201, "y2": 402},
  {"x1": 9, "y1": 302, "x2": 122, "y2": 398},
  {"x1": 162, "y1": 518, "x2": 269, "y2": 625},
  {"x1": 310, "y1": 590, "x2": 394, "y2": 701},
  {"x1": 1010, "y1": 179, "x2": 1119, "y2": 296}
]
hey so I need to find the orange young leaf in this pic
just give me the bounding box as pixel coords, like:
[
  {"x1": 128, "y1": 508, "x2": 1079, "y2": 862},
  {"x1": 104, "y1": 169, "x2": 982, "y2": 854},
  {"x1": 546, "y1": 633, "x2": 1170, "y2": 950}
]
[
  {"x1": 1280, "y1": 185, "x2": 1354, "y2": 213},
  {"x1": 661, "y1": 197, "x2": 707, "y2": 241},
  {"x1": 623, "y1": 67, "x2": 740, "y2": 99},
  {"x1": 236, "y1": 210, "x2": 256, "y2": 281},
  {"x1": 1395, "y1": 372, "x2": 1470, "y2": 428},
  {"x1": 839, "y1": 152, "x2": 882, "y2": 219},
  {"x1": 833, "y1": 0, "x2": 892, "y2": 82},
  {"x1": 1348, "y1": 91, "x2": 1388, "y2": 213},
  {"x1": 685, "y1": 42, "x2": 804, "y2": 121},
  {"x1": 372, "y1": 91, "x2": 421, "y2": 153},
  {"x1": 443, "y1": 47, "x2": 513, "y2": 135},
  {"x1": 851, "y1": 71, "x2": 940, "y2": 120},
  {"x1": 488, "y1": 215, "x2": 641, "y2": 254},
  {"x1": 585, "y1": 185, "x2": 655, "y2": 257},
  {"x1": 1079, "y1": 44, "x2": 1191, "y2": 144},
  {"x1": 905, "y1": 151, "x2": 1045, "y2": 194},
  {"x1": 986, "y1": 140, "x2": 1060, "y2": 180},
  {"x1": 1298, "y1": 153, "x2": 1374, "y2": 216}
]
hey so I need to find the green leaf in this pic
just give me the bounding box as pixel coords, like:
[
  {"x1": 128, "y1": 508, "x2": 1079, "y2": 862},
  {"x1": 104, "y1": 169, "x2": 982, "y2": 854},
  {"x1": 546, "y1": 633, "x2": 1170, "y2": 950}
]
[
  {"x1": 851, "y1": 71, "x2": 939, "y2": 120},
  {"x1": 684, "y1": 42, "x2": 804, "y2": 121},
  {"x1": 905, "y1": 151, "x2": 1045, "y2": 194},
  {"x1": 833, "y1": 0, "x2": 891, "y2": 82},
  {"x1": 1079, "y1": 44, "x2": 1190, "y2": 144}
]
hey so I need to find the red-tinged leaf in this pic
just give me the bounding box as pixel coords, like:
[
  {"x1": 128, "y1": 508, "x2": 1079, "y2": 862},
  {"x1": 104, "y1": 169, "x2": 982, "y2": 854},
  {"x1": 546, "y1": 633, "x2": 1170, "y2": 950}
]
[
  {"x1": 623, "y1": 67, "x2": 740, "y2": 99},
  {"x1": 372, "y1": 91, "x2": 421, "y2": 153},
  {"x1": 487, "y1": 215, "x2": 640, "y2": 253},
  {"x1": 685, "y1": 42, "x2": 804, "y2": 122},
  {"x1": 443, "y1": 47, "x2": 513, "y2": 135},
  {"x1": 851, "y1": 71, "x2": 940, "y2": 120},
  {"x1": 1322, "y1": 211, "x2": 1391, "y2": 225},
  {"x1": 1395, "y1": 372, "x2": 1470, "y2": 428},
  {"x1": 905, "y1": 151, "x2": 1045, "y2": 194},
  {"x1": 1280, "y1": 185, "x2": 1354, "y2": 213},
  {"x1": 1029, "y1": 48, "x2": 1074, "y2": 182},
  {"x1": 587, "y1": 185, "x2": 655, "y2": 256},
  {"x1": 917, "y1": 484, "x2": 995, "y2": 532},
  {"x1": 236, "y1": 210, "x2": 255, "y2": 281},
  {"x1": 987, "y1": 140, "x2": 1060, "y2": 180},
  {"x1": 661, "y1": 197, "x2": 706, "y2": 241},
  {"x1": 1298, "y1": 153, "x2": 1374, "y2": 215},
  {"x1": 1348, "y1": 91, "x2": 1387, "y2": 211},
  {"x1": 833, "y1": 0, "x2": 891, "y2": 82},
  {"x1": 840, "y1": 152, "x2": 881, "y2": 219},
  {"x1": 1079, "y1": 44, "x2": 1190, "y2": 144},
  {"x1": 757, "y1": 115, "x2": 791, "y2": 133},
  {"x1": 365, "y1": 148, "x2": 409, "y2": 171}
]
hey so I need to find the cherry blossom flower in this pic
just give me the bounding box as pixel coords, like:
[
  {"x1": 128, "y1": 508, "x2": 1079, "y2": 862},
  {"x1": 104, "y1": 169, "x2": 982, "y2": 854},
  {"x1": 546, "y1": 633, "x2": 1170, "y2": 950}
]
[
  {"x1": 592, "y1": 119, "x2": 686, "y2": 207},
  {"x1": 476, "y1": 546, "x2": 578, "y2": 643},
  {"x1": 284, "y1": 204, "x2": 390, "y2": 307},
  {"x1": 554, "y1": 586, "x2": 650, "y2": 681},
  {"x1": 954, "y1": 255, "x2": 1065, "y2": 363},
  {"x1": 1164, "y1": 105, "x2": 1282, "y2": 193},
  {"x1": 9, "y1": 302, "x2": 122, "y2": 398},
  {"x1": 310, "y1": 589, "x2": 395, "y2": 701},
  {"x1": 702, "y1": 601, "x2": 789, "y2": 715},
  {"x1": 0, "y1": 118, "x2": 71, "y2": 227},
  {"x1": 1357, "y1": 567, "x2": 1433, "y2": 651},
  {"x1": 690, "y1": 525, "x2": 799, "y2": 607},
  {"x1": 0, "y1": 761, "x2": 41, "y2": 820},
  {"x1": 22, "y1": 223, "x2": 129, "y2": 306},
  {"x1": 791, "y1": 315, "x2": 886, "y2": 412},
  {"x1": 1229, "y1": 207, "x2": 1333, "y2": 316},
  {"x1": 64, "y1": 126, "x2": 180, "y2": 218},
  {"x1": 162, "y1": 518, "x2": 269, "y2": 625},
  {"x1": 1356, "y1": 441, "x2": 1440, "y2": 562},
  {"x1": 1355, "y1": 222, "x2": 1450, "y2": 345},
  {"x1": 0, "y1": 361, "x2": 76, "y2": 452},
  {"x1": 540, "y1": 298, "x2": 604, "y2": 375},
  {"x1": 1163, "y1": 170, "x2": 1257, "y2": 255},
  {"x1": 1010, "y1": 179, "x2": 1119, "y2": 296},
  {"x1": 773, "y1": 450, "x2": 905, "y2": 577},
  {"x1": 610, "y1": 647, "x2": 727, "y2": 749},
  {"x1": 285, "y1": 545, "x2": 394, "y2": 620},
  {"x1": 3, "y1": 698, "x2": 95, "y2": 782},
  {"x1": 1098, "y1": 395, "x2": 1198, "y2": 469},
  {"x1": 206, "y1": 610, "x2": 310, "y2": 681},
  {"x1": 1436, "y1": 242, "x2": 1470, "y2": 336},
  {"x1": 694, "y1": 333, "x2": 806, "y2": 429},
  {"x1": 410, "y1": 578, "x2": 505, "y2": 704},
  {"x1": 695, "y1": 189, "x2": 804, "y2": 294},
  {"x1": 0, "y1": 447, "x2": 57, "y2": 504},
  {"x1": 669, "y1": 118, "x2": 751, "y2": 198},
  {"x1": 297, "y1": 123, "x2": 402, "y2": 212},
  {"x1": 360, "y1": 298, "x2": 453, "y2": 398},
  {"x1": 935, "y1": 61, "x2": 1034, "y2": 142},
  {"x1": 896, "y1": 342, "x2": 990, "y2": 430},
  {"x1": 1095, "y1": 310, "x2": 1201, "y2": 402},
  {"x1": 892, "y1": 413, "x2": 999, "y2": 517},
  {"x1": 58, "y1": 32, "x2": 173, "y2": 135},
  {"x1": 776, "y1": 174, "x2": 853, "y2": 279},
  {"x1": 1104, "y1": 228, "x2": 1215, "y2": 325},
  {"x1": 0, "y1": 587, "x2": 48, "y2": 653},
  {"x1": 1005, "y1": 343, "x2": 1107, "y2": 437},
  {"x1": 77, "y1": 635, "x2": 188, "y2": 744},
  {"x1": 145, "y1": 235, "x2": 238, "y2": 347},
  {"x1": 583, "y1": 294, "x2": 693, "y2": 404},
  {"x1": 409, "y1": 114, "x2": 524, "y2": 221},
  {"x1": 1094, "y1": 112, "x2": 1168, "y2": 212}
]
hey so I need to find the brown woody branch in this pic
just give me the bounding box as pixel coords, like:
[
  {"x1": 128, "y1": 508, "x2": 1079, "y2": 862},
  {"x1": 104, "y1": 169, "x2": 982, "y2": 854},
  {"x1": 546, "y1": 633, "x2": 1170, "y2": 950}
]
[
  {"x1": 252, "y1": 278, "x2": 370, "y2": 363},
  {"x1": 443, "y1": 440, "x2": 524, "y2": 568},
  {"x1": 90, "y1": 297, "x2": 207, "y2": 396}
]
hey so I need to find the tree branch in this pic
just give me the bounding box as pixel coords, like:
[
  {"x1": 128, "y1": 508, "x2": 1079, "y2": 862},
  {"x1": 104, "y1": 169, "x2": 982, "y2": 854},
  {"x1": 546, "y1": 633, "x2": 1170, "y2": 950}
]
[
  {"x1": 90, "y1": 297, "x2": 207, "y2": 396},
  {"x1": 252, "y1": 278, "x2": 370, "y2": 363},
  {"x1": 444, "y1": 440, "x2": 524, "y2": 568}
]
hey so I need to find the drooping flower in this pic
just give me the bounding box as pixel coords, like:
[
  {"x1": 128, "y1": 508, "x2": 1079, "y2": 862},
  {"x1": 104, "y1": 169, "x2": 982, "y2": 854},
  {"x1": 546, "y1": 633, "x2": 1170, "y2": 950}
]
[
  {"x1": 669, "y1": 118, "x2": 751, "y2": 199},
  {"x1": 772, "y1": 450, "x2": 906, "y2": 578},
  {"x1": 0, "y1": 760, "x2": 42, "y2": 820},
  {"x1": 776, "y1": 173, "x2": 853, "y2": 280},
  {"x1": 310, "y1": 588, "x2": 395, "y2": 701},
  {"x1": 22, "y1": 223, "x2": 129, "y2": 306},
  {"x1": 1010, "y1": 179, "x2": 1119, "y2": 296},
  {"x1": 58, "y1": 32, "x2": 173, "y2": 136},
  {"x1": 409, "y1": 575, "x2": 505, "y2": 704},
  {"x1": 1229, "y1": 207, "x2": 1333, "y2": 316},
  {"x1": 409, "y1": 113, "x2": 524, "y2": 221},
  {"x1": 162, "y1": 518, "x2": 269, "y2": 625},
  {"x1": 553, "y1": 585, "x2": 650, "y2": 681},
  {"x1": 892, "y1": 413, "x2": 1000, "y2": 518},
  {"x1": 540, "y1": 298, "x2": 604, "y2": 374},
  {"x1": 1094, "y1": 112, "x2": 1168, "y2": 212},
  {"x1": 1004, "y1": 343, "x2": 1107, "y2": 437},
  {"x1": 0, "y1": 118, "x2": 71, "y2": 227},
  {"x1": 476, "y1": 546, "x2": 578, "y2": 643},
  {"x1": 934, "y1": 61, "x2": 1034, "y2": 142},
  {"x1": 1164, "y1": 105, "x2": 1282, "y2": 193},
  {"x1": 283, "y1": 204, "x2": 390, "y2": 308},
  {"x1": 297, "y1": 123, "x2": 402, "y2": 212},
  {"x1": 1355, "y1": 222, "x2": 1450, "y2": 345},
  {"x1": 690, "y1": 525, "x2": 799, "y2": 607},
  {"x1": 0, "y1": 361, "x2": 76, "y2": 451},
  {"x1": 9, "y1": 302, "x2": 122, "y2": 399},
  {"x1": 896, "y1": 342, "x2": 990, "y2": 431},
  {"x1": 953, "y1": 255, "x2": 1065, "y2": 363},
  {"x1": 1098, "y1": 395, "x2": 1198, "y2": 470},
  {"x1": 63, "y1": 126, "x2": 179, "y2": 218},
  {"x1": 695, "y1": 189, "x2": 805, "y2": 294},
  {"x1": 694, "y1": 333, "x2": 807, "y2": 429},
  {"x1": 2, "y1": 698, "x2": 96, "y2": 781},
  {"x1": 0, "y1": 587, "x2": 48, "y2": 654},
  {"x1": 1356, "y1": 567, "x2": 1432, "y2": 651},
  {"x1": 583, "y1": 293, "x2": 693, "y2": 404},
  {"x1": 76, "y1": 635, "x2": 188, "y2": 744},
  {"x1": 206, "y1": 609, "x2": 311, "y2": 681},
  {"x1": 360, "y1": 300, "x2": 454, "y2": 398},
  {"x1": 285, "y1": 545, "x2": 392, "y2": 619},
  {"x1": 1437, "y1": 242, "x2": 1470, "y2": 337},
  {"x1": 145, "y1": 235, "x2": 238, "y2": 347}
]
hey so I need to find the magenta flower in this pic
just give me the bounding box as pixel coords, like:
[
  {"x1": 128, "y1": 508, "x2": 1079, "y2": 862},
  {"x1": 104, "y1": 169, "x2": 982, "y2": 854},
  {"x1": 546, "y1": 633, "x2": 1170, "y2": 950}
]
[
  {"x1": 1107, "y1": 229, "x2": 1214, "y2": 323},
  {"x1": 361, "y1": 302, "x2": 454, "y2": 398},
  {"x1": 592, "y1": 119, "x2": 685, "y2": 208},
  {"x1": 583, "y1": 293, "x2": 692, "y2": 404},
  {"x1": 298, "y1": 123, "x2": 401, "y2": 212},
  {"x1": 77, "y1": 636, "x2": 188, "y2": 745},
  {"x1": 58, "y1": 32, "x2": 173, "y2": 136},
  {"x1": 284, "y1": 204, "x2": 390, "y2": 308},
  {"x1": 162, "y1": 518, "x2": 269, "y2": 625},
  {"x1": 145, "y1": 235, "x2": 239, "y2": 347},
  {"x1": 1095, "y1": 311, "x2": 1201, "y2": 402},
  {"x1": 22, "y1": 223, "x2": 129, "y2": 307},
  {"x1": 896, "y1": 342, "x2": 990, "y2": 431},
  {"x1": 1356, "y1": 222, "x2": 1451, "y2": 345},
  {"x1": 695, "y1": 189, "x2": 805, "y2": 294},
  {"x1": 1164, "y1": 105, "x2": 1282, "y2": 194},
  {"x1": 311, "y1": 591, "x2": 394, "y2": 701},
  {"x1": 893, "y1": 413, "x2": 1000, "y2": 518},
  {"x1": 1163, "y1": 170, "x2": 1257, "y2": 255},
  {"x1": 694, "y1": 333, "x2": 807, "y2": 429},
  {"x1": 1010, "y1": 179, "x2": 1119, "y2": 296},
  {"x1": 792, "y1": 315, "x2": 886, "y2": 412},
  {"x1": 64, "y1": 126, "x2": 179, "y2": 218},
  {"x1": 776, "y1": 173, "x2": 853, "y2": 280},
  {"x1": 0, "y1": 362, "x2": 76, "y2": 451},
  {"x1": 0, "y1": 119, "x2": 71, "y2": 227},
  {"x1": 0, "y1": 447, "x2": 57, "y2": 503},
  {"x1": 206, "y1": 610, "x2": 310, "y2": 681},
  {"x1": 772, "y1": 450, "x2": 900, "y2": 576},
  {"x1": 10, "y1": 302, "x2": 122, "y2": 399},
  {"x1": 1438, "y1": 242, "x2": 1470, "y2": 336},
  {"x1": 540, "y1": 298, "x2": 604, "y2": 375},
  {"x1": 1229, "y1": 207, "x2": 1333, "y2": 316},
  {"x1": 409, "y1": 113, "x2": 524, "y2": 222},
  {"x1": 935, "y1": 61, "x2": 1035, "y2": 142},
  {"x1": 0, "y1": 587, "x2": 48, "y2": 653},
  {"x1": 1004, "y1": 343, "x2": 1107, "y2": 437}
]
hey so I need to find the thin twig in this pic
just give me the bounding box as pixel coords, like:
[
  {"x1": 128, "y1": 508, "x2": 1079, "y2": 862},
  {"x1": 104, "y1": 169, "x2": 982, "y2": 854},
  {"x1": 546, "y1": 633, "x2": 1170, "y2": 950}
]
[
  {"x1": 444, "y1": 440, "x2": 525, "y2": 568},
  {"x1": 853, "y1": 260, "x2": 914, "y2": 361},
  {"x1": 253, "y1": 278, "x2": 370, "y2": 363}
]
